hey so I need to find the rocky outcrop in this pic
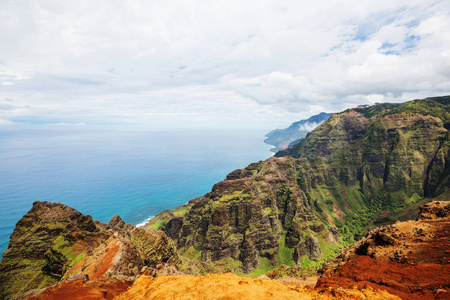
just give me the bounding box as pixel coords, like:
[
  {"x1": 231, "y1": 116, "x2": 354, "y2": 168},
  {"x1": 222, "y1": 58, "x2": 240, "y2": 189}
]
[
  {"x1": 65, "y1": 227, "x2": 179, "y2": 281},
  {"x1": 317, "y1": 201, "x2": 450, "y2": 299},
  {"x1": 417, "y1": 201, "x2": 450, "y2": 220},
  {"x1": 0, "y1": 201, "x2": 110, "y2": 299},
  {"x1": 107, "y1": 215, "x2": 135, "y2": 231},
  {"x1": 150, "y1": 96, "x2": 450, "y2": 273},
  {"x1": 0, "y1": 201, "x2": 180, "y2": 300},
  {"x1": 151, "y1": 156, "x2": 338, "y2": 274}
]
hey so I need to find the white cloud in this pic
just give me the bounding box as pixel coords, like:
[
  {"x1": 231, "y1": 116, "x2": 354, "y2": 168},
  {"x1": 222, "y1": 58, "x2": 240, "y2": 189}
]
[
  {"x1": 0, "y1": 0, "x2": 449, "y2": 129},
  {"x1": 298, "y1": 122, "x2": 323, "y2": 132}
]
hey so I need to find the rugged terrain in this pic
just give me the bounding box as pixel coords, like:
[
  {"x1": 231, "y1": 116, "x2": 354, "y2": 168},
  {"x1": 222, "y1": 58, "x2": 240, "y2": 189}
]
[
  {"x1": 1, "y1": 96, "x2": 449, "y2": 298},
  {"x1": 9, "y1": 201, "x2": 449, "y2": 299},
  {"x1": 0, "y1": 201, "x2": 179, "y2": 300},
  {"x1": 317, "y1": 200, "x2": 450, "y2": 299},
  {"x1": 148, "y1": 96, "x2": 450, "y2": 274}
]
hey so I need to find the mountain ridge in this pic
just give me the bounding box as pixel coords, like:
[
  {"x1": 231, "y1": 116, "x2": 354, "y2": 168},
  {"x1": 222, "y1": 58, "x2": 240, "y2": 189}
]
[
  {"x1": 1, "y1": 95, "x2": 449, "y2": 299},
  {"x1": 149, "y1": 95, "x2": 450, "y2": 274}
]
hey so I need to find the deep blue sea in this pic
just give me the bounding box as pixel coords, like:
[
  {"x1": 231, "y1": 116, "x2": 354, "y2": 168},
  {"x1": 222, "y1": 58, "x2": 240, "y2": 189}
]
[{"x1": 0, "y1": 127, "x2": 272, "y2": 257}]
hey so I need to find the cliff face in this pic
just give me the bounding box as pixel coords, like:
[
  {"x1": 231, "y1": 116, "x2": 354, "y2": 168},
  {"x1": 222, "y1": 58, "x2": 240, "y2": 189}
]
[
  {"x1": 277, "y1": 97, "x2": 450, "y2": 244},
  {"x1": 150, "y1": 96, "x2": 450, "y2": 273},
  {"x1": 0, "y1": 201, "x2": 179, "y2": 300},
  {"x1": 12, "y1": 201, "x2": 448, "y2": 300},
  {"x1": 154, "y1": 157, "x2": 341, "y2": 274}
]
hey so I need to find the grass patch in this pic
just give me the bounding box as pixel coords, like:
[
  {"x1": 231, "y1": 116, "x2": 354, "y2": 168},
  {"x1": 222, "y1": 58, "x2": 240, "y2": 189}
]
[
  {"x1": 246, "y1": 257, "x2": 276, "y2": 278},
  {"x1": 276, "y1": 235, "x2": 295, "y2": 266},
  {"x1": 147, "y1": 203, "x2": 193, "y2": 230}
]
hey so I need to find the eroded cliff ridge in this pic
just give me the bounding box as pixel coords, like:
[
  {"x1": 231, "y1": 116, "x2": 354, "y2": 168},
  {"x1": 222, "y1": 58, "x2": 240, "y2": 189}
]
[
  {"x1": 148, "y1": 96, "x2": 450, "y2": 274},
  {"x1": 0, "y1": 201, "x2": 179, "y2": 300},
  {"x1": 1, "y1": 96, "x2": 449, "y2": 299},
  {"x1": 16, "y1": 201, "x2": 449, "y2": 299}
]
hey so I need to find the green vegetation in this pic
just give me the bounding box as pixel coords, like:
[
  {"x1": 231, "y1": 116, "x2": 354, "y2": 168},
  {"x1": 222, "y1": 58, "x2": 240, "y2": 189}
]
[
  {"x1": 276, "y1": 235, "x2": 295, "y2": 266},
  {"x1": 147, "y1": 203, "x2": 193, "y2": 230},
  {"x1": 3, "y1": 96, "x2": 447, "y2": 300},
  {"x1": 156, "y1": 96, "x2": 449, "y2": 275},
  {"x1": 246, "y1": 257, "x2": 275, "y2": 277}
]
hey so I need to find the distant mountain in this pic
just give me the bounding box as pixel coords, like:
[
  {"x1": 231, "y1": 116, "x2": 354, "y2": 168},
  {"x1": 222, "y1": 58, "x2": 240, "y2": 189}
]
[{"x1": 264, "y1": 112, "x2": 333, "y2": 152}]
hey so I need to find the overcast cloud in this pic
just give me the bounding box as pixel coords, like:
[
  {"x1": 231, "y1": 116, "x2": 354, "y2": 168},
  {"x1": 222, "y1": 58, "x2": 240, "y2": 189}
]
[{"x1": 0, "y1": 0, "x2": 449, "y2": 129}]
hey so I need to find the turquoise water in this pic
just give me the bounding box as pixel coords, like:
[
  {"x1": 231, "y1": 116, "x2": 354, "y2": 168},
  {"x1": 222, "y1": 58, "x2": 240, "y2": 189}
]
[{"x1": 0, "y1": 128, "x2": 272, "y2": 257}]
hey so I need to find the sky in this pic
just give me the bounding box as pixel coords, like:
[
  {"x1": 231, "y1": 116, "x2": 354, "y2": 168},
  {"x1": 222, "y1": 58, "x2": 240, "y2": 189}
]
[{"x1": 0, "y1": 0, "x2": 449, "y2": 130}]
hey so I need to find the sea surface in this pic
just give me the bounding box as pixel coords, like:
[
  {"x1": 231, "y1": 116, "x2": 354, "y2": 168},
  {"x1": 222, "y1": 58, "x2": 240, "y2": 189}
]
[{"x1": 0, "y1": 127, "x2": 272, "y2": 257}]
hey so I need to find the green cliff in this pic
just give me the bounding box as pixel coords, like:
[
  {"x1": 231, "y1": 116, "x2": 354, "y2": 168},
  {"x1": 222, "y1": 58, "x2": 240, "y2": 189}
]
[
  {"x1": 149, "y1": 96, "x2": 450, "y2": 274},
  {"x1": 0, "y1": 201, "x2": 179, "y2": 300}
]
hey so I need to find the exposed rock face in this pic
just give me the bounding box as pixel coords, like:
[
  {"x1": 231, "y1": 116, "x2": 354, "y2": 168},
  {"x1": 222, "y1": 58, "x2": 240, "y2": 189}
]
[
  {"x1": 317, "y1": 201, "x2": 450, "y2": 300},
  {"x1": 107, "y1": 215, "x2": 135, "y2": 231},
  {"x1": 150, "y1": 96, "x2": 450, "y2": 273},
  {"x1": 0, "y1": 201, "x2": 110, "y2": 299},
  {"x1": 0, "y1": 201, "x2": 180, "y2": 300},
  {"x1": 156, "y1": 157, "x2": 338, "y2": 273}
]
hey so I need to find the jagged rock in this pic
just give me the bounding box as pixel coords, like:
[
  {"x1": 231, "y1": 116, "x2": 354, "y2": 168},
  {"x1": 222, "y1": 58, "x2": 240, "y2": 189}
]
[
  {"x1": 417, "y1": 201, "x2": 450, "y2": 220},
  {"x1": 129, "y1": 227, "x2": 180, "y2": 267},
  {"x1": 107, "y1": 215, "x2": 135, "y2": 231},
  {"x1": 0, "y1": 201, "x2": 111, "y2": 300},
  {"x1": 66, "y1": 228, "x2": 180, "y2": 281},
  {"x1": 149, "y1": 96, "x2": 450, "y2": 273},
  {"x1": 25, "y1": 277, "x2": 133, "y2": 300},
  {"x1": 0, "y1": 201, "x2": 180, "y2": 300}
]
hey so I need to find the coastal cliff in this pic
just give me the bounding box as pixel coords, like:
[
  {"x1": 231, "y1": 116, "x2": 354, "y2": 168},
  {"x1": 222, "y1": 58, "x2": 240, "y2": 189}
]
[
  {"x1": 0, "y1": 201, "x2": 179, "y2": 300},
  {"x1": 0, "y1": 96, "x2": 449, "y2": 298},
  {"x1": 5, "y1": 201, "x2": 448, "y2": 299},
  {"x1": 149, "y1": 96, "x2": 450, "y2": 274}
]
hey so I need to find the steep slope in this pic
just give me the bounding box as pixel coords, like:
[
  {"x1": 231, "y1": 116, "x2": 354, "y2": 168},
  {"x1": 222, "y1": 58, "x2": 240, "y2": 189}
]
[
  {"x1": 0, "y1": 201, "x2": 179, "y2": 300},
  {"x1": 265, "y1": 112, "x2": 333, "y2": 151},
  {"x1": 317, "y1": 200, "x2": 450, "y2": 300},
  {"x1": 13, "y1": 202, "x2": 448, "y2": 300},
  {"x1": 0, "y1": 201, "x2": 110, "y2": 299},
  {"x1": 150, "y1": 157, "x2": 342, "y2": 274},
  {"x1": 277, "y1": 96, "x2": 450, "y2": 244},
  {"x1": 149, "y1": 96, "x2": 450, "y2": 274}
]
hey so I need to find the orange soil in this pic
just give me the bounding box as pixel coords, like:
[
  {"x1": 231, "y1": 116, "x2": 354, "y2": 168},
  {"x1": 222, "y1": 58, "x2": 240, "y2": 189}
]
[
  {"x1": 66, "y1": 239, "x2": 121, "y2": 280},
  {"x1": 87, "y1": 244, "x2": 120, "y2": 280},
  {"x1": 29, "y1": 278, "x2": 132, "y2": 300},
  {"x1": 114, "y1": 273, "x2": 399, "y2": 300},
  {"x1": 317, "y1": 255, "x2": 450, "y2": 300}
]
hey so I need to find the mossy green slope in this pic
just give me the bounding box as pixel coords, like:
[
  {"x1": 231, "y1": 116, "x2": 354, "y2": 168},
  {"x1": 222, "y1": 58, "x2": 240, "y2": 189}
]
[
  {"x1": 0, "y1": 201, "x2": 110, "y2": 299},
  {"x1": 151, "y1": 96, "x2": 450, "y2": 274},
  {"x1": 0, "y1": 202, "x2": 182, "y2": 299},
  {"x1": 279, "y1": 96, "x2": 450, "y2": 244}
]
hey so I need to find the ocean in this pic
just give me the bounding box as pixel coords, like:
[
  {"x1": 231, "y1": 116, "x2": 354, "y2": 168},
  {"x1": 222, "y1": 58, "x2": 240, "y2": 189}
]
[{"x1": 0, "y1": 127, "x2": 272, "y2": 257}]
